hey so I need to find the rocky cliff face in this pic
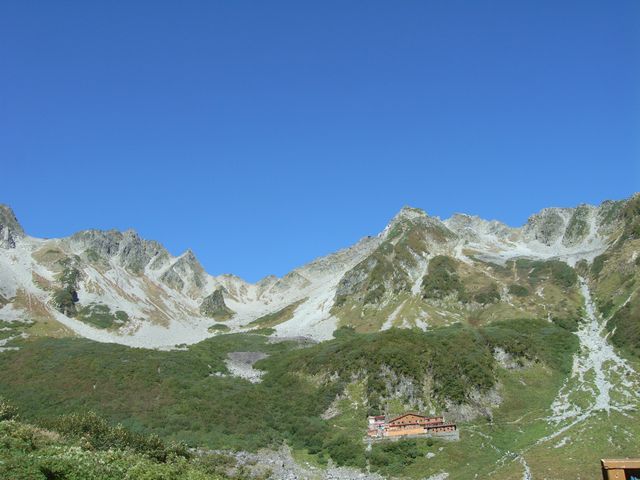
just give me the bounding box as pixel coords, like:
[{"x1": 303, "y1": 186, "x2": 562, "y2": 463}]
[
  {"x1": 0, "y1": 206, "x2": 24, "y2": 249},
  {"x1": 527, "y1": 201, "x2": 625, "y2": 248},
  {"x1": 159, "y1": 250, "x2": 206, "y2": 297},
  {"x1": 70, "y1": 229, "x2": 169, "y2": 272}
]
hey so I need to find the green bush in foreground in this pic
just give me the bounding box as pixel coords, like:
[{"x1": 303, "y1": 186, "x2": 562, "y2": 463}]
[
  {"x1": 0, "y1": 406, "x2": 239, "y2": 480},
  {"x1": 0, "y1": 397, "x2": 19, "y2": 421},
  {"x1": 43, "y1": 411, "x2": 191, "y2": 463}
]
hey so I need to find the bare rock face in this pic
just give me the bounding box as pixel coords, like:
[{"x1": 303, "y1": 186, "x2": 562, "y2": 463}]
[
  {"x1": 0, "y1": 205, "x2": 25, "y2": 249},
  {"x1": 444, "y1": 388, "x2": 502, "y2": 423},
  {"x1": 200, "y1": 287, "x2": 234, "y2": 319},
  {"x1": 520, "y1": 201, "x2": 628, "y2": 249},
  {"x1": 523, "y1": 209, "x2": 569, "y2": 246},
  {"x1": 268, "y1": 271, "x2": 311, "y2": 295},
  {"x1": 444, "y1": 213, "x2": 516, "y2": 242},
  {"x1": 160, "y1": 249, "x2": 205, "y2": 295},
  {"x1": 160, "y1": 268, "x2": 185, "y2": 291},
  {"x1": 70, "y1": 229, "x2": 168, "y2": 272}
]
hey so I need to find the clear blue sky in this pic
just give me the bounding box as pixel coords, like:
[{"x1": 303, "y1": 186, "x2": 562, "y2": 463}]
[{"x1": 2, "y1": 1, "x2": 639, "y2": 282}]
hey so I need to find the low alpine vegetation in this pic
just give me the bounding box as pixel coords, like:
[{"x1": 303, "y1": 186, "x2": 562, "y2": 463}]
[
  {"x1": 0, "y1": 320, "x2": 577, "y2": 470},
  {"x1": 0, "y1": 399, "x2": 248, "y2": 479}
]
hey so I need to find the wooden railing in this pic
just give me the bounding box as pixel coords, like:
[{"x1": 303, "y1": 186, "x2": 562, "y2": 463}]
[{"x1": 601, "y1": 459, "x2": 640, "y2": 480}]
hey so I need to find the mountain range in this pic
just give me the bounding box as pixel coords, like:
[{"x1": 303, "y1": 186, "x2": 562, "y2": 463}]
[
  {"x1": 1, "y1": 194, "x2": 639, "y2": 479},
  {"x1": 0, "y1": 195, "x2": 637, "y2": 349}
]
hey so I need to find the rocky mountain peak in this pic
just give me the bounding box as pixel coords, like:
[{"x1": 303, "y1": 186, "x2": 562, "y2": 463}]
[
  {"x1": 182, "y1": 249, "x2": 198, "y2": 263},
  {"x1": 159, "y1": 248, "x2": 206, "y2": 296},
  {"x1": 384, "y1": 206, "x2": 452, "y2": 241},
  {"x1": 384, "y1": 206, "x2": 429, "y2": 231},
  {"x1": 394, "y1": 206, "x2": 428, "y2": 221},
  {"x1": 70, "y1": 228, "x2": 169, "y2": 273},
  {"x1": 0, "y1": 204, "x2": 25, "y2": 248},
  {"x1": 174, "y1": 249, "x2": 205, "y2": 274}
]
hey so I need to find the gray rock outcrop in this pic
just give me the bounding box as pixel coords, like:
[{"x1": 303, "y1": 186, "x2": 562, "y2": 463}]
[
  {"x1": 0, "y1": 205, "x2": 25, "y2": 249},
  {"x1": 200, "y1": 287, "x2": 234, "y2": 319},
  {"x1": 70, "y1": 229, "x2": 168, "y2": 272},
  {"x1": 160, "y1": 249, "x2": 205, "y2": 293}
]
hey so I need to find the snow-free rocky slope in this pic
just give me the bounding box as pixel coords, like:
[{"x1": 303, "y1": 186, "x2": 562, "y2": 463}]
[{"x1": 0, "y1": 195, "x2": 637, "y2": 348}]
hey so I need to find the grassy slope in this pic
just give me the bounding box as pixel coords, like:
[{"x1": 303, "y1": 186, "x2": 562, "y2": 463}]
[
  {"x1": 249, "y1": 298, "x2": 307, "y2": 328},
  {"x1": 0, "y1": 319, "x2": 587, "y2": 478}
]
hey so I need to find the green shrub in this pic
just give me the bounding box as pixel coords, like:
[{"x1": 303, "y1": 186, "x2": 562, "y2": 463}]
[
  {"x1": 76, "y1": 304, "x2": 129, "y2": 329},
  {"x1": 249, "y1": 298, "x2": 306, "y2": 328},
  {"x1": 422, "y1": 256, "x2": 466, "y2": 300},
  {"x1": 481, "y1": 318, "x2": 578, "y2": 374},
  {"x1": 0, "y1": 398, "x2": 18, "y2": 421},
  {"x1": 85, "y1": 248, "x2": 101, "y2": 262},
  {"x1": 52, "y1": 287, "x2": 78, "y2": 316},
  {"x1": 250, "y1": 327, "x2": 275, "y2": 335},
  {"x1": 516, "y1": 259, "x2": 577, "y2": 288},
  {"x1": 58, "y1": 265, "x2": 81, "y2": 289},
  {"x1": 0, "y1": 418, "x2": 229, "y2": 480},
  {"x1": 551, "y1": 313, "x2": 581, "y2": 332},
  {"x1": 591, "y1": 254, "x2": 608, "y2": 277},
  {"x1": 323, "y1": 432, "x2": 364, "y2": 467},
  {"x1": 333, "y1": 326, "x2": 356, "y2": 338},
  {"x1": 208, "y1": 324, "x2": 231, "y2": 333},
  {"x1": 282, "y1": 323, "x2": 575, "y2": 408},
  {"x1": 508, "y1": 284, "x2": 530, "y2": 297},
  {"x1": 369, "y1": 439, "x2": 420, "y2": 475},
  {"x1": 51, "y1": 262, "x2": 82, "y2": 316},
  {"x1": 547, "y1": 261, "x2": 577, "y2": 288},
  {"x1": 473, "y1": 283, "x2": 500, "y2": 304},
  {"x1": 621, "y1": 195, "x2": 640, "y2": 241},
  {"x1": 44, "y1": 412, "x2": 190, "y2": 462},
  {"x1": 597, "y1": 299, "x2": 616, "y2": 318},
  {"x1": 607, "y1": 295, "x2": 640, "y2": 358},
  {"x1": 363, "y1": 283, "x2": 386, "y2": 305}
]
